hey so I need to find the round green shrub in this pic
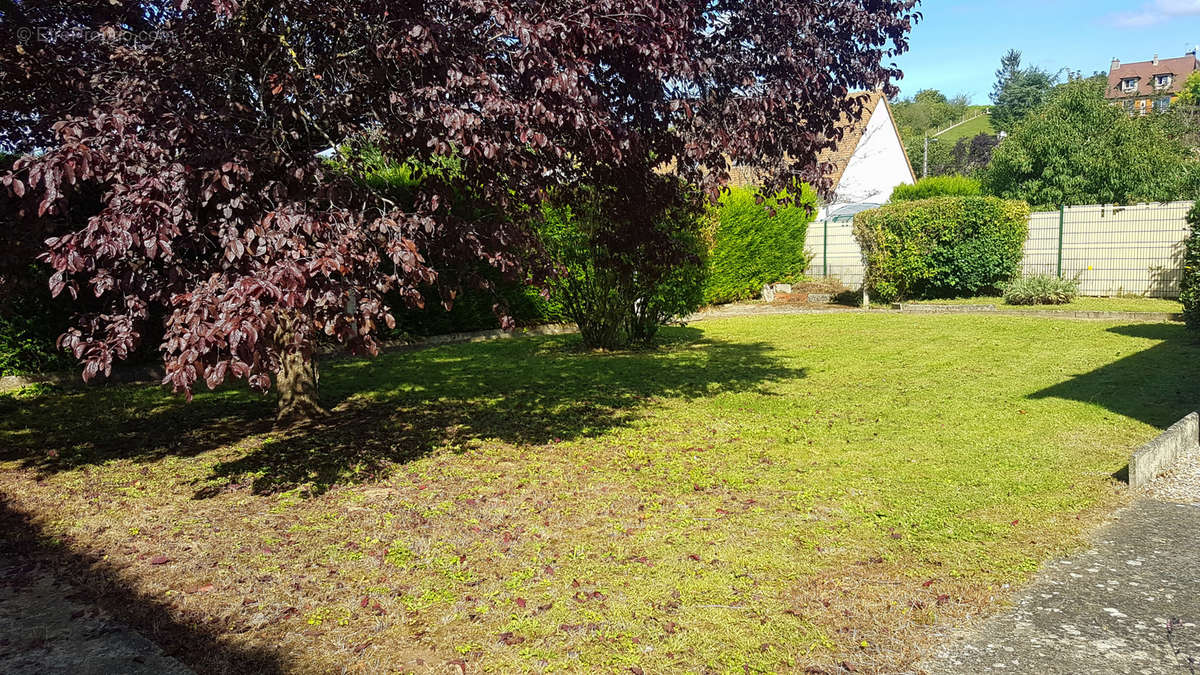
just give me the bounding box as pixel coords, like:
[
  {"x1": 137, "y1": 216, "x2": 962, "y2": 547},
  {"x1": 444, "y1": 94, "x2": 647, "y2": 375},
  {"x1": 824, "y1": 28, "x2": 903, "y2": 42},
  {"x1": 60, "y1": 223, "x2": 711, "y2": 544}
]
[
  {"x1": 853, "y1": 196, "x2": 1030, "y2": 302},
  {"x1": 704, "y1": 185, "x2": 816, "y2": 305},
  {"x1": 538, "y1": 178, "x2": 708, "y2": 349}
]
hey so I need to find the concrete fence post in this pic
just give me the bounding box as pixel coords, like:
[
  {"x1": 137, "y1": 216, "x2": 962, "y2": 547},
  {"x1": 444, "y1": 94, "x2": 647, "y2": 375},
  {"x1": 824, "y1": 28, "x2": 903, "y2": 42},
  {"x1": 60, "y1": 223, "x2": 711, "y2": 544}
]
[
  {"x1": 1056, "y1": 204, "x2": 1065, "y2": 279},
  {"x1": 823, "y1": 218, "x2": 828, "y2": 278}
]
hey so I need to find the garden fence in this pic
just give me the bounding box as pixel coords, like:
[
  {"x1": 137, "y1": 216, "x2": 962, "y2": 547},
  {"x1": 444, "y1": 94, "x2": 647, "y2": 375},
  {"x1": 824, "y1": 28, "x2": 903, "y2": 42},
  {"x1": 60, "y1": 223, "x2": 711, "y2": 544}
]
[
  {"x1": 803, "y1": 214, "x2": 865, "y2": 289},
  {"x1": 806, "y1": 200, "x2": 1194, "y2": 298},
  {"x1": 1020, "y1": 202, "x2": 1192, "y2": 298}
]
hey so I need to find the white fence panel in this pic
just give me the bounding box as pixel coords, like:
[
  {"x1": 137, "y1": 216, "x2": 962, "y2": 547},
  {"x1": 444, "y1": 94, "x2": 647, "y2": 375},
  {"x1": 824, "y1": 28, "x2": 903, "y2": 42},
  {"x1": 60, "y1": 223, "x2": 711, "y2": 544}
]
[
  {"x1": 805, "y1": 218, "x2": 865, "y2": 288},
  {"x1": 1024, "y1": 201, "x2": 1191, "y2": 298},
  {"x1": 1021, "y1": 211, "x2": 1061, "y2": 278}
]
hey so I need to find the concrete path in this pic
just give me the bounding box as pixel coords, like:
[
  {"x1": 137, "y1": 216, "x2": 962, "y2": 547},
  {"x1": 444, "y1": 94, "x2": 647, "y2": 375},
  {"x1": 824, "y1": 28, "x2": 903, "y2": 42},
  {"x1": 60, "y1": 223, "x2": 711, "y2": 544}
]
[
  {"x1": 0, "y1": 560, "x2": 192, "y2": 675},
  {"x1": 924, "y1": 451, "x2": 1200, "y2": 674}
]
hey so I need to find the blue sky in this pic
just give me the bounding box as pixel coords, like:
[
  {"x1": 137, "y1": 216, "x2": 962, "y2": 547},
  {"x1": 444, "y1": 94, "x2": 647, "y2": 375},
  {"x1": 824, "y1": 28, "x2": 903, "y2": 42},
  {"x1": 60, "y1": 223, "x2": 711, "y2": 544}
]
[{"x1": 892, "y1": 0, "x2": 1200, "y2": 103}]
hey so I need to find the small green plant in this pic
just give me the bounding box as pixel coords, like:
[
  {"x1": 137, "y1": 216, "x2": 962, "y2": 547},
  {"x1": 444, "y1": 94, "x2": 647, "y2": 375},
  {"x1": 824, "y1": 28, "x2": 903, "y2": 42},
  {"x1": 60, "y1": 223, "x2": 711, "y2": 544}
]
[
  {"x1": 1002, "y1": 274, "x2": 1079, "y2": 306},
  {"x1": 1180, "y1": 201, "x2": 1200, "y2": 329},
  {"x1": 890, "y1": 175, "x2": 982, "y2": 202}
]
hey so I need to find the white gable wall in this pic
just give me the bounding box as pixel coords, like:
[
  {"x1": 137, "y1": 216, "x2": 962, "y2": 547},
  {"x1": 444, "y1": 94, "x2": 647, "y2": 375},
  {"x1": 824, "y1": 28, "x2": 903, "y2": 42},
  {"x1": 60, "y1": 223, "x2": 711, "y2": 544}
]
[
  {"x1": 806, "y1": 100, "x2": 915, "y2": 289},
  {"x1": 829, "y1": 101, "x2": 914, "y2": 206}
]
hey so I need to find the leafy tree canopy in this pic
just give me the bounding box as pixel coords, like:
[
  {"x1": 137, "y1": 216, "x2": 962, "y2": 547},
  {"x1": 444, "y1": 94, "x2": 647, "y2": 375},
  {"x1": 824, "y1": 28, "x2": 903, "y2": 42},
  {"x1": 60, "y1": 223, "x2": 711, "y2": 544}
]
[
  {"x1": 1177, "y1": 71, "x2": 1200, "y2": 106},
  {"x1": 983, "y1": 79, "x2": 1200, "y2": 208},
  {"x1": 990, "y1": 49, "x2": 1059, "y2": 132},
  {"x1": 913, "y1": 89, "x2": 949, "y2": 105},
  {"x1": 0, "y1": 0, "x2": 918, "y2": 419},
  {"x1": 893, "y1": 88, "x2": 974, "y2": 142}
]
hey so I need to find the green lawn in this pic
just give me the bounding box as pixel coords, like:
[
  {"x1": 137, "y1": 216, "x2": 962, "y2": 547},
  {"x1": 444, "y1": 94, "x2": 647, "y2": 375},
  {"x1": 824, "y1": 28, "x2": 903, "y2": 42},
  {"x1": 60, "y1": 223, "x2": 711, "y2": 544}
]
[
  {"x1": 909, "y1": 295, "x2": 1182, "y2": 314},
  {"x1": 1, "y1": 313, "x2": 1195, "y2": 673}
]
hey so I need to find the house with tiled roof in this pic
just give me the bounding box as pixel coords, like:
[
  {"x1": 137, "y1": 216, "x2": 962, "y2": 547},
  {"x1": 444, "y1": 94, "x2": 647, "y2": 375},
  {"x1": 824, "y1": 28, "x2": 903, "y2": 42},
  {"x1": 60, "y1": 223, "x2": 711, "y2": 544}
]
[
  {"x1": 812, "y1": 91, "x2": 915, "y2": 219},
  {"x1": 724, "y1": 92, "x2": 914, "y2": 290},
  {"x1": 1106, "y1": 52, "x2": 1199, "y2": 116},
  {"x1": 727, "y1": 91, "x2": 915, "y2": 218}
]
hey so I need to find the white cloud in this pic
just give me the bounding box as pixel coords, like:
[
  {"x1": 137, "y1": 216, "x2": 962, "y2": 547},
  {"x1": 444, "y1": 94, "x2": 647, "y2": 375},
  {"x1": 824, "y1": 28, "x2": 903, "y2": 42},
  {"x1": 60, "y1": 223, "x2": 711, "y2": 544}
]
[{"x1": 1107, "y1": 0, "x2": 1200, "y2": 28}]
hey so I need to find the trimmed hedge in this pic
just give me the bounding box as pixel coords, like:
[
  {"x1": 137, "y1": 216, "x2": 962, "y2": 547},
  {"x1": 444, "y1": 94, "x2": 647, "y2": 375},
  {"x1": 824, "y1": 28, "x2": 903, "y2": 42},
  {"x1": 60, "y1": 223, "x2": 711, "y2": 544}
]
[
  {"x1": 1181, "y1": 201, "x2": 1200, "y2": 329},
  {"x1": 704, "y1": 185, "x2": 816, "y2": 305},
  {"x1": 854, "y1": 196, "x2": 1030, "y2": 302},
  {"x1": 890, "y1": 175, "x2": 982, "y2": 202}
]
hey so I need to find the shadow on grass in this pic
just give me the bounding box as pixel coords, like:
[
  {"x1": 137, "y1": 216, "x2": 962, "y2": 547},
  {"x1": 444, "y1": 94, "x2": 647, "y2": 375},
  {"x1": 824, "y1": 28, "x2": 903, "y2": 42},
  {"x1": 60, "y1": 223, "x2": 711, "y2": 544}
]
[
  {"x1": 0, "y1": 386, "x2": 275, "y2": 472},
  {"x1": 1029, "y1": 323, "x2": 1200, "y2": 429},
  {"x1": 0, "y1": 495, "x2": 289, "y2": 674},
  {"x1": 1, "y1": 328, "x2": 803, "y2": 497}
]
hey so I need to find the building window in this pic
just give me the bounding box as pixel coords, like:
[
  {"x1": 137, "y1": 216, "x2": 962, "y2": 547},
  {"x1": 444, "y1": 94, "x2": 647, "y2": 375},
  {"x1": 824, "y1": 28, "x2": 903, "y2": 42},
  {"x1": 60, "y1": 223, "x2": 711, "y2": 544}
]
[
  {"x1": 1155, "y1": 74, "x2": 1172, "y2": 88},
  {"x1": 1122, "y1": 78, "x2": 1139, "y2": 92},
  {"x1": 1124, "y1": 99, "x2": 1135, "y2": 113},
  {"x1": 1153, "y1": 96, "x2": 1171, "y2": 112}
]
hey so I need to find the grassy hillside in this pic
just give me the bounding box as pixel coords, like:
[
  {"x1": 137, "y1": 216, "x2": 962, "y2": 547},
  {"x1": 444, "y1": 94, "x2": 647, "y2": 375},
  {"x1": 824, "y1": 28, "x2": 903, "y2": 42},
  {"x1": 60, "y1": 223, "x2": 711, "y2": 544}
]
[{"x1": 935, "y1": 109, "x2": 994, "y2": 143}]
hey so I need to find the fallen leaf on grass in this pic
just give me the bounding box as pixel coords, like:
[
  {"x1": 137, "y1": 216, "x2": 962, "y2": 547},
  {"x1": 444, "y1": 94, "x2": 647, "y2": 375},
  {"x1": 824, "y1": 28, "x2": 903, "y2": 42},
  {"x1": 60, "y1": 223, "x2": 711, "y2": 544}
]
[{"x1": 498, "y1": 632, "x2": 525, "y2": 646}]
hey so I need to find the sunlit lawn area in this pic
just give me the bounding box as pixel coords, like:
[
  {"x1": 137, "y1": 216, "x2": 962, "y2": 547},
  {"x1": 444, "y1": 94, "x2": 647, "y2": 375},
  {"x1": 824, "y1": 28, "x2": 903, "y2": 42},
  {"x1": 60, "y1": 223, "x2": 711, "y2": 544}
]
[
  {"x1": 909, "y1": 295, "x2": 1182, "y2": 314},
  {"x1": 1, "y1": 313, "x2": 1196, "y2": 673}
]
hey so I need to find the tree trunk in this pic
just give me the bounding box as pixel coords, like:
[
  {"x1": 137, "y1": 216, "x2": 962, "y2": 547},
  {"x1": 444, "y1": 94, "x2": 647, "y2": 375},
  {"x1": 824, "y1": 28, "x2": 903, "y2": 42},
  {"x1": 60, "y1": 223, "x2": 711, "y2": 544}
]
[
  {"x1": 275, "y1": 349, "x2": 326, "y2": 425},
  {"x1": 273, "y1": 313, "x2": 328, "y2": 425}
]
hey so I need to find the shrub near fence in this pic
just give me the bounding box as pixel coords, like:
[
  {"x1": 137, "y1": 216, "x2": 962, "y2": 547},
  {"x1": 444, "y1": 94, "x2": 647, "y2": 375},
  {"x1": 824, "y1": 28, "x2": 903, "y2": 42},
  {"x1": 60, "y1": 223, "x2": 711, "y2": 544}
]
[
  {"x1": 854, "y1": 196, "x2": 1030, "y2": 301},
  {"x1": 705, "y1": 185, "x2": 816, "y2": 304}
]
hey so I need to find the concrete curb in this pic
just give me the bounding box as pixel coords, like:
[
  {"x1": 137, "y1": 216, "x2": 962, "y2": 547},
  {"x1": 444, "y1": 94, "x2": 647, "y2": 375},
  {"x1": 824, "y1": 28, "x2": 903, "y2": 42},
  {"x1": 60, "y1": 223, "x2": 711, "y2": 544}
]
[
  {"x1": 1128, "y1": 412, "x2": 1199, "y2": 488},
  {"x1": 895, "y1": 303, "x2": 1182, "y2": 323}
]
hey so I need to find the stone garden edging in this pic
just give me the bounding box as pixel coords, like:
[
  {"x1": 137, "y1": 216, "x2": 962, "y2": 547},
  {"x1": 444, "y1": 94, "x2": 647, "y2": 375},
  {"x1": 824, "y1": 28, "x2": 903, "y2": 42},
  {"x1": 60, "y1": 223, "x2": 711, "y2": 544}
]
[{"x1": 895, "y1": 302, "x2": 1183, "y2": 323}]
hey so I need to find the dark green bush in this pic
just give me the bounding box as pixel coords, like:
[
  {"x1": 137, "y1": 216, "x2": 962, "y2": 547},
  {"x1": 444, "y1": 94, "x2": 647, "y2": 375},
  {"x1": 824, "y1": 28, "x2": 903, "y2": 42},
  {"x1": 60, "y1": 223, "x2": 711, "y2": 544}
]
[
  {"x1": 853, "y1": 196, "x2": 1030, "y2": 302},
  {"x1": 0, "y1": 265, "x2": 78, "y2": 376},
  {"x1": 1181, "y1": 201, "x2": 1200, "y2": 329},
  {"x1": 352, "y1": 149, "x2": 561, "y2": 337},
  {"x1": 890, "y1": 175, "x2": 982, "y2": 202},
  {"x1": 704, "y1": 185, "x2": 815, "y2": 305},
  {"x1": 1003, "y1": 274, "x2": 1078, "y2": 305},
  {"x1": 539, "y1": 177, "x2": 707, "y2": 349}
]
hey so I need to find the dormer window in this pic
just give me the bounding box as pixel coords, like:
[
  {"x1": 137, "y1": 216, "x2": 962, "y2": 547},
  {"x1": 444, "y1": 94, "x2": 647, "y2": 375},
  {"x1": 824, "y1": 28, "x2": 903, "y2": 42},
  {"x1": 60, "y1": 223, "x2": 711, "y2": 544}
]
[
  {"x1": 1122, "y1": 78, "x2": 1139, "y2": 93},
  {"x1": 1154, "y1": 74, "x2": 1172, "y2": 88}
]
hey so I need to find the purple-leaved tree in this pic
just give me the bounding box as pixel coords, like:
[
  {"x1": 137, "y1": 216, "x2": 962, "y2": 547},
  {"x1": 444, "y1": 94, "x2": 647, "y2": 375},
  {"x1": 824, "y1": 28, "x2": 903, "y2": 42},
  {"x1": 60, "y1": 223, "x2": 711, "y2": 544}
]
[{"x1": 1, "y1": 0, "x2": 918, "y2": 422}]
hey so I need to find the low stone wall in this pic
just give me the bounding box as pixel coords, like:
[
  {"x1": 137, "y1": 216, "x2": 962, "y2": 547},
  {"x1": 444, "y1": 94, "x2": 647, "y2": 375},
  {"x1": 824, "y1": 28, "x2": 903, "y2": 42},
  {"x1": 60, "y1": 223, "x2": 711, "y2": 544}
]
[{"x1": 1129, "y1": 413, "x2": 1200, "y2": 488}]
